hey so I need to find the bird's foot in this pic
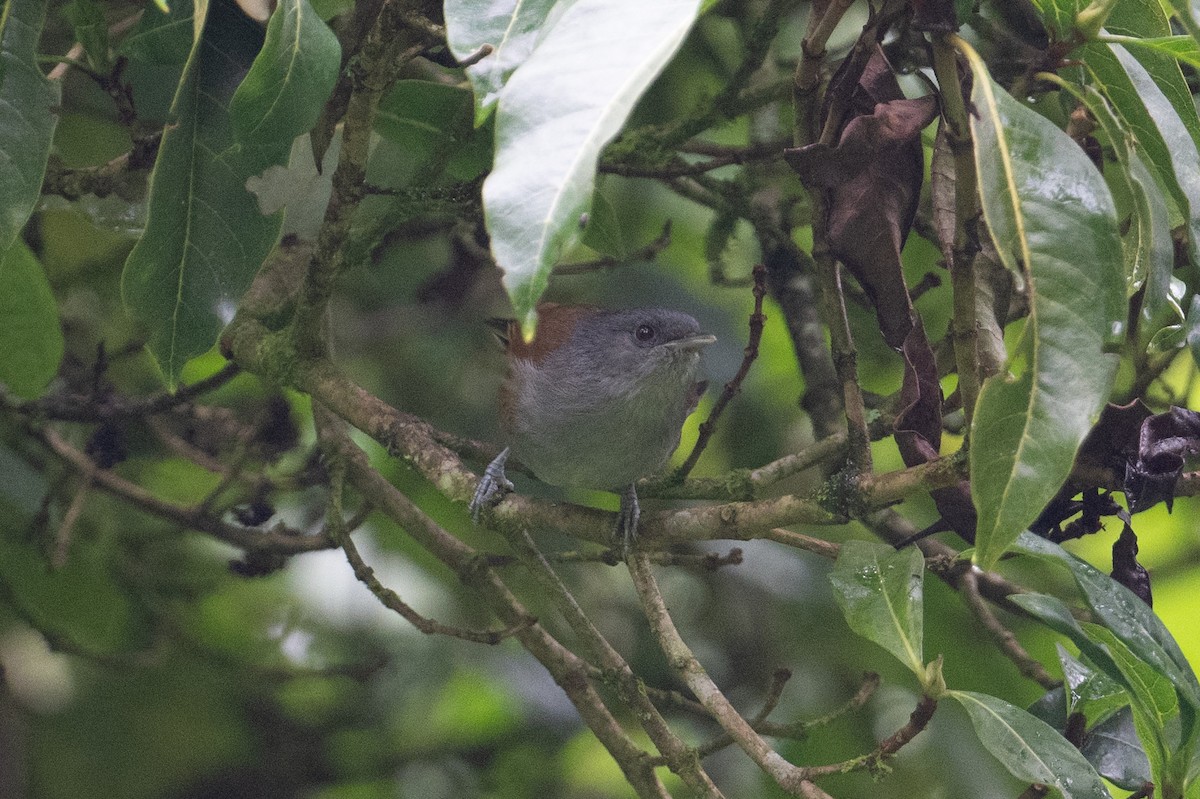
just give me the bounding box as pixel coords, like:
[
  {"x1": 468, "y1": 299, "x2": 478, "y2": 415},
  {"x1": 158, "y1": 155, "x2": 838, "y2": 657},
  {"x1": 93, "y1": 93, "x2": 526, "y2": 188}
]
[
  {"x1": 470, "y1": 447, "x2": 514, "y2": 522},
  {"x1": 615, "y1": 483, "x2": 640, "y2": 558}
]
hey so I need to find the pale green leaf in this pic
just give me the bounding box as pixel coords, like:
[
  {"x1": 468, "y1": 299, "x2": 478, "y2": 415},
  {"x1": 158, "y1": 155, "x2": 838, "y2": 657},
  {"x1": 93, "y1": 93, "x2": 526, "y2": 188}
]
[
  {"x1": 0, "y1": 0, "x2": 60, "y2": 253},
  {"x1": 958, "y1": 43, "x2": 1125, "y2": 570},
  {"x1": 829, "y1": 541, "x2": 924, "y2": 677},
  {"x1": 444, "y1": 0, "x2": 562, "y2": 125},
  {"x1": 0, "y1": 241, "x2": 64, "y2": 398},
  {"x1": 952, "y1": 690, "x2": 1113, "y2": 799},
  {"x1": 480, "y1": 0, "x2": 702, "y2": 332}
]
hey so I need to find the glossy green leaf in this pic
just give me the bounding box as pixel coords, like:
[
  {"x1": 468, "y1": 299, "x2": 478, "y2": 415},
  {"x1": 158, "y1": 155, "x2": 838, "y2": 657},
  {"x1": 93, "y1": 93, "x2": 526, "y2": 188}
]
[
  {"x1": 1083, "y1": 43, "x2": 1200, "y2": 265},
  {"x1": 124, "y1": 0, "x2": 324, "y2": 384},
  {"x1": 0, "y1": 0, "x2": 61, "y2": 253},
  {"x1": 1083, "y1": 707, "x2": 1154, "y2": 791},
  {"x1": 443, "y1": 0, "x2": 559, "y2": 125},
  {"x1": 829, "y1": 541, "x2": 924, "y2": 677},
  {"x1": 959, "y1": 44, "x2": 1125, "y2": 570},
  {"x1": 1058, "y1": 644, "x2": 1128, "y2": 726},
  {"x1": 1015, "y1": 533, "x2": 1200, "y2": 708},
  {"x1": 1084, "y1": 624, "x2": 1180, "y2": 735},
  {"x1": 479, "y1": 0, "x2": 702, "y2": 332},
  {"x1": 0, "y1": 241, "x2": 64, "y2": 397},
  {"x1": 952, "y1": 690, "x2": 1113, "y2": 799},
  {"x1": 1052, "y1": 78, "x2": 1179, "y2": 342},
  {"x1": 229, "y1": 0, "x2": 340, "y2": 147},
  {"x1": 1105, "y1": 0, "x2": 1200, "y2": 146}
]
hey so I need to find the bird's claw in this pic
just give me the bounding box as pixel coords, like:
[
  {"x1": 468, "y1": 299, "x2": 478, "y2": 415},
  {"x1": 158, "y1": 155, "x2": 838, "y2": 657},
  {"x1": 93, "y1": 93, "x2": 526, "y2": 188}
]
[
  {"x1": 470, "y1": 447, "x2": 513, "y2": 522},
  {"x1": 616, "y1": 483, "x2": 640, "y2": 558}
]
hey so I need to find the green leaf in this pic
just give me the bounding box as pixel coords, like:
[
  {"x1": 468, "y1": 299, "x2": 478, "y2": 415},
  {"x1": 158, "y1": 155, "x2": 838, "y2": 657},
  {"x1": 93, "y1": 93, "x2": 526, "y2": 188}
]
[
  {"x1": 118, "y1": 0, "x2": 194, "y2": 65},
  {"x1": 1083, "y1": 43, "x2": 1200, "y2": 266},
  {"x1": 1051, "y1": 78, "x2": 1179, "y2": 342},
  {"x1": 1084, "y1": 623, "x2": 1180, "y2": 736},
  {"x1": 0, "y1": 241, "x2": 64, "y2": 397},
  {"x1": 1027, "y1": 0, "x2": 1084, "y2": 40},
  {"x1": 123, "y1": 0, "x2": 323, "y2": 384},
  {"x1": 1083, "y1": 707, "x2": 1154, "y2": 791},
  {"x1": 1104, "y1": 0, "x2": 1200, "y2": 146},
  {"x1": 1106, "y1": 34, "x2": 1200, "y2": 70},
  {"x1": 0, "y1": 0, "x2": 61, "y2": 253},
  {"x1": 373, "y1": 80, "x2": 489, "y2": 184},
  {"x1": 1186, "y1": 295, "x2": 1200, "y2": 369},
  {"x1": 829, "y1": 541, "x2": 924, "y2": 678},
  {"x1": 1015, "y1": 533, "x2": 1200, "y2": 708},
  {"x1": 1058, "y1": 644, "x2": 1128, "y2": 726},
  {"x1": 1160, "y1": 0, "x2": 1200, "y2": 52},
  {"x1": 951, "y1": 690, "x2": 1113, "y2": 799},
  {"x1": 479, "y1": 0, "x2": 703, "y2": 332},
  {"x1": 62, "y1": 0, "x2": 110, "y2": 72},
  {"x1": 958, "y1": 43, "x2": 1125, "y2": 570},
  {"x1": 443, "y1": 0, "x2": 560, "y2": 125},
  {"x1": 228, "y1": 0, "x2": 340, "y2": 148}
]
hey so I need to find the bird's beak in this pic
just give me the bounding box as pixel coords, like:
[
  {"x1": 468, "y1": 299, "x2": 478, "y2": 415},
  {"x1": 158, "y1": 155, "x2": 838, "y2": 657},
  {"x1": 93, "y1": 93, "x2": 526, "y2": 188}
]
[{"x1": 664, "y1": 333, "x2": 717, "y2": 352}]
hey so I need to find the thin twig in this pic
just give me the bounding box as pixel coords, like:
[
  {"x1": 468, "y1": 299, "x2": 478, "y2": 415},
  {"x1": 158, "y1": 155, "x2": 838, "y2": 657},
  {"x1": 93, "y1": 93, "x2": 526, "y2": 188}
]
[
  {"x1": 486, "y1": 546, "x2": 743, "y2": 570},
  {"x1": 319, "y1": 417, "x2": 672, "y2": 799},
  {"x1": 600, "y1": 149, "x2": 783, "y2": 178},
  {"x1": 7, "y1": 362, "x2": 240, "y2": 422},
  {"x1": 37, "y1": 426, "x2": 326, "y2": 553},
  {"x1": 799, "y1": 694, "x2": 938, "y2": 779},
  {"x1": 337, "y1": 514, "x2": 523, "y2": 644},
  {"x1": 627, "y1": 551, "x2": 821, "y2": 797},
  {"x1": 676, "y1": 264, "x2": 768, "y2": 478},
  {"x1": 504, "y1": 531, "x2": 725, "y2": 797},
  {"x1": 554, "y1": 220, "x2": 673, "y2": 275},
  {"x1": 51, "y1": 472, "x2": 93, "y2": 569},
  {"x1": 960, "y1": 569, "x2": 1059, "y2": 689}
]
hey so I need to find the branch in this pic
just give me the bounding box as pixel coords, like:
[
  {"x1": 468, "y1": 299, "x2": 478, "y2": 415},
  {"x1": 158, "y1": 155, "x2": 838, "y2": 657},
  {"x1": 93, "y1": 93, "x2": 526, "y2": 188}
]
[
  {"x1": 319, "y1": 416, "x2": 673, "y2": 799},
  {"x1": 4, "y1": 362, "x2": 240, "y2": 422},
  {"x1": 799, "y1": 693, "x2": 938, "y2": 779},
  {"x1": 627, "y1": 552, "x2": 826, "y2": 797},
  {"x1": 960, "y1": 569, "x2": 1060, "y2": 689},
  {"x1": 318, "y1": 427, "x2": 528, "y2": 644},
  {"x1": 496, "y1": 528, "x2": 723, "y2": 797},
  {"x1": 676, "y1": 263, "x2": 768, "y2": 478},
  {"x1": 38, "y1": 426, "x2": 329, "y2": 554},
  {"x1": 931, "y1": 34, "x2": 985, "y2": 429},
  {"x1": 292, "y1": 0, "x2": 429, "y2": 356}
]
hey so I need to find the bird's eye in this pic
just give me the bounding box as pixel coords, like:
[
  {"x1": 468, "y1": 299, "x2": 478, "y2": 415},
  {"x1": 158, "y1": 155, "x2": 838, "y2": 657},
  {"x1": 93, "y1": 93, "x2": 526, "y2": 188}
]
[{"x1": 635, "y1": 324, "x2": 655, "y2": 342}]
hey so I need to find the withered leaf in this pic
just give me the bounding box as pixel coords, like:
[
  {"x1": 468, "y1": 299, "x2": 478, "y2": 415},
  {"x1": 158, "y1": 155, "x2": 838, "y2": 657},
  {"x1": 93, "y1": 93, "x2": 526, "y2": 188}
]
[
  {"x1": 1111, "y1": 518, "x2": 1152, "y2": 606},
  {"x1": 785, "y1": 47, "x2": 939, "y2": 350},
  {"x1": 894, "y1": 320, "x2": 977, "y2": 541},
  {"x1": 1126, "y1": 406, "x2": 1200, "y2": 513}
]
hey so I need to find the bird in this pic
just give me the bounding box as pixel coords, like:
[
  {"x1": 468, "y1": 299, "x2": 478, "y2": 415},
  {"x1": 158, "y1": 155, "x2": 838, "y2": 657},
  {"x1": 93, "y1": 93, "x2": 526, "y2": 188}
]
[{"x1": 469, "y1": 303, "x2": 716, "y2": 555}]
